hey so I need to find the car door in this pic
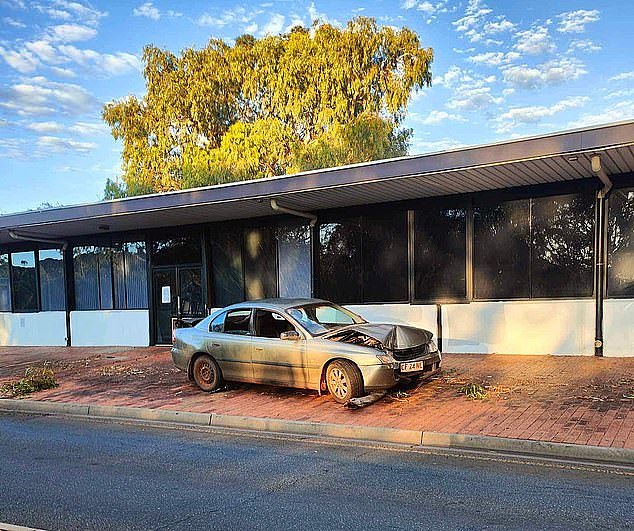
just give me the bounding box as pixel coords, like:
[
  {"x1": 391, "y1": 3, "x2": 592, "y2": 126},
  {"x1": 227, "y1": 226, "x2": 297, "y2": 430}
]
[
  {"x1": 208, "y1": 309, "x2": 254, "y2": 382},
  {"x1": 251, "y1": 309, "x2": 307, "y2": 387}
]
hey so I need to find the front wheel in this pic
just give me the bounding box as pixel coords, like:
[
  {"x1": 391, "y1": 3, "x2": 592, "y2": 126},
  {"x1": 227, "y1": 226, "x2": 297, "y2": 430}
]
[
  {"x1": 326, "y1": 360, "x2": 364, "y2": 404},
  {"x1": 192, "y1": 354, "x2": 223, "y2": 392}
]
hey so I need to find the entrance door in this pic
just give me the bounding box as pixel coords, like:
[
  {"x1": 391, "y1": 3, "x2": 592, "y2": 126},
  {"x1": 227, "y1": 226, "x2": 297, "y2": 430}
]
[{"x1": 152, "y1": 266, "x2": 204, "y2": 344}]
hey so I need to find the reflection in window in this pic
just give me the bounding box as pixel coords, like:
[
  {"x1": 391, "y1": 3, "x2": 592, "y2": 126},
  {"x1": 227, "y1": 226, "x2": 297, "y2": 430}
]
[
  {"x1": 364, "y1": 211, "x2": 408, "y2": 302},
  {"x1": 608, "y1": 188, "x2": 634, "y2": 297},
  {"x1": 532, "y1": 193, "x2": 594, "y2": 298},
  {"x1": 39, "y1": 249, "x2": 65, "y2": 311},
  {"x1": 11, "y1": 251, "x2": 38, "y2": 312},
  {"x1": 150, "y1": 236, "x2": 201, "y2": 266},
  {"x1": 113, "y1": 243, "x2": 148, "y2": 309},
  {"x1": 414, "y1": 207, "x2": 466, "y2": 300},
  {"x1": 318, "y1": 218, "x2": 362, "y2": 303},
  {"x1": 74, "y1": 247, "x2": 100, "y2": 310},
  {"x1": 0, "y1": 253, "x2": 11, "y2": 311},
  {"x1": 212, "y1": 231, "x2": 244, "y2": 307},
  {"x1": 277, "y1": 224, "x2": 311, "y2": 298},
  {"x1": 244, "y1": 227, "x2": 277, "y2": 300},
  {"x1": 474, "y1": 200, "x2": 530, "y2": 299}
]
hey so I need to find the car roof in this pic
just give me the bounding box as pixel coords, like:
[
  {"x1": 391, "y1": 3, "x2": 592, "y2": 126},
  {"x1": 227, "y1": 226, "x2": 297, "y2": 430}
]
[{"x1": 223, "y1": 298, "x2": 329, "y2": 312}]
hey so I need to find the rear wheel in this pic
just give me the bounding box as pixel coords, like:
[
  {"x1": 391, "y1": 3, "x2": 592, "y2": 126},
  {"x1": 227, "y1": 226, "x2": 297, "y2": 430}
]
[
  {"x1": 326, "y1": 360, "x2": 364, "y2": 403},
  {"x1": 192, "y1": 354, "x2": 223, "y2": 392}
]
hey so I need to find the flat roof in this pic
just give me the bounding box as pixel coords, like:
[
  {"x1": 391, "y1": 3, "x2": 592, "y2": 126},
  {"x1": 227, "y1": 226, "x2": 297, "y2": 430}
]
[{"x1": 1, "y1": 120, "x2": 633, "y2": 245}]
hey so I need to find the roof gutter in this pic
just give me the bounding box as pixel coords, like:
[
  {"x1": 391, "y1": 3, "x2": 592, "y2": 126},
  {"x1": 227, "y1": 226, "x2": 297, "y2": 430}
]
[
  {"x1": 270, "y1": 199, "x2": 317, "y2": 227},
  {"x1": 8, "y1": 230, "x2": 69, "y2": 250}
]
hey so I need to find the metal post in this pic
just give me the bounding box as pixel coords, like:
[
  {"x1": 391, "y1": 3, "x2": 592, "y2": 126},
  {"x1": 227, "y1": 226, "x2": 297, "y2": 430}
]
[{"x1": 594, "y1": 194, "x2": 607, "y2": 357}]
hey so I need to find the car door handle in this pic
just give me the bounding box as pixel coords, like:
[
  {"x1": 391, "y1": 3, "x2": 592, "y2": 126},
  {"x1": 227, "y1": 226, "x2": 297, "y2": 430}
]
[{"x1": 254, "y1": 347, "x2": 264, "y2": 351}]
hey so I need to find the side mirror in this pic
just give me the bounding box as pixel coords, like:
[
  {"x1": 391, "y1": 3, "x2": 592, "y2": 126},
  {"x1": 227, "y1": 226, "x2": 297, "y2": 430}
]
[{"x1": 280, "y1": 330, "x2": 301, "y2": 341}]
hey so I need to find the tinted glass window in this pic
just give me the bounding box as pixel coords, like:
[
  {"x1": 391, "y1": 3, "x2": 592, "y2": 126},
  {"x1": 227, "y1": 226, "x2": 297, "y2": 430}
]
[
  {"x1": 608, "y1": 188, "x2": 634, "y2": 297},
  {"x1": 318, "y1": 218, "x2": 362, "y2": 303},
  {"x1": 224, "y1": 309, "x2": 251, "y2": 335},
  {"x1": 211, "y1": 231, "x2": 244, "y2": 307},
  {"x1": 0, "y1": 253, "x2": 10, "y2": 311},
  {"x1": 124, "y1": 242, "x2": 148, "y2": 309},
  {"x1": 11, "y1": 251, "x2": 38, "y2": 312},
  {"x1": 74, "y1": 247, "x2": 100, "y2": 310},
  {"x1": 531, "y1": 193, "x2": 595, "y2": 298},
  {"x1": 277, "y1": 224, "x2": 311, "y2": 298},
  {"x1": 254, "y1": 309, "x2": 296, "y2": 338},
  {"x1": 244, "y1": 227, "x2": 277, "y2": 300},
  {"x1": 414, "y1": 207, "x2": 466, "y2": 300},
  {"x1": 474, "y1": 200, "x2": 530, "y2": 299},
  {"x1": 98, "y1": 250, "x2": 114, "y2": 309},
  {"x1": 209, "y1": 312, "x2": 225, "y2": 332},
  {"x1": 363, "y1": 211, "x2": 408, "y2": 302},
  {"x1": 39, "y1": 249, "x2": 65, "y2": 311},
  {"x1": 150, "y1": 236, "x2": 201, "y2": 266}
]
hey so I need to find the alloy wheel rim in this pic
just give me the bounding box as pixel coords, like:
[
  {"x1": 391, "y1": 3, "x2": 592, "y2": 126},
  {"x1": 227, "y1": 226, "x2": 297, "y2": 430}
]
[{"x1": 328, "y1": 367, "x2": 348, "y2": 399}]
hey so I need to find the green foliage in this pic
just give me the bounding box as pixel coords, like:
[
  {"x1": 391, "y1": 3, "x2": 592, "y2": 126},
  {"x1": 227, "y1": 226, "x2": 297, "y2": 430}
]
[
  {"x1": 459, "y1": 382, "x2": 488, "y2": 400},
  {"x1": 104, "y1": 178, "x2": 127, "y2": 200},
  {"x1": 1, "y1": 364, "x2": 58, "y2": 397},
  {"x1": 103, "y1": 17, "x2": 432, "y2": 195}
]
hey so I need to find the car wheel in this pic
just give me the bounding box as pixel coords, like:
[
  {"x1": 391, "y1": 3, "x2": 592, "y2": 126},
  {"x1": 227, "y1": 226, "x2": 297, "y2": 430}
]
[
  {"x1": 192, "y1": 354, "x2": 223, "y2": 392},
  {"x1": 326, "y1": 360, "x2": 364, "y2": 404}
]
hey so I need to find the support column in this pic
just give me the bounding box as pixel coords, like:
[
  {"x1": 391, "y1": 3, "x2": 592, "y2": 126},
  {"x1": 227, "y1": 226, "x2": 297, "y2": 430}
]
[{"x1": 594, "y1": 193, "x2": 608, "y2": 357}]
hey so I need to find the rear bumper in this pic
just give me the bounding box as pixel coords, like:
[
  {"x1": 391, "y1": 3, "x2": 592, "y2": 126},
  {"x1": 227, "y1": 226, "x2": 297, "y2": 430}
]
[
  {"x1": 361, "y1": 352, "x2": 441, "y2": 391},
  {"x1": 171, "y1": 347, "x2": 190, "y2": 372}
]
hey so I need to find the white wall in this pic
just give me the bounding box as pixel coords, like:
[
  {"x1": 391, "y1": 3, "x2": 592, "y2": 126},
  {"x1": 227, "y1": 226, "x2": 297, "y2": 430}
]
[
  {"x1": 0, "y1": 312, "x2": 67, "y2": 346},
  {"x1": 442, "y1": 300, "x2": 595, "y2": 355},
  {"x1": 345, "y1": 304, "x2": 438, "y2": 338},
  {"x1": 70, "y1": 310, "x2": 150, "y2": 347},
  {"x1": 604, "y1": 299, "x2": 634, "y2": 357}
]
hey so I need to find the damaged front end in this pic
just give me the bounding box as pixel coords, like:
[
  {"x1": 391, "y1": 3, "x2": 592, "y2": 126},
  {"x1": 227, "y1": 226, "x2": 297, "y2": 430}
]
[{"x1": 325, "y1": 323, "x2": 441, "y2": 379}]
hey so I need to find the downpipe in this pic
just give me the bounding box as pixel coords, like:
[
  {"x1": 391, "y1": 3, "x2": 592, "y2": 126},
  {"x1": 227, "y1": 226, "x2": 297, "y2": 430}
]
[
  {"x1": 591, "y1": 155, "x2": 612, "y2": 357},
  {"x1": 270, "y1": 199, "x2": 317, "y2": 227}
]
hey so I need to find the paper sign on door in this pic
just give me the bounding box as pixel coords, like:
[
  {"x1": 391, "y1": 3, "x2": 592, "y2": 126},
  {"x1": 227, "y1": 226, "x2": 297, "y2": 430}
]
[{"x1": 161, "y1": 286, "x2": 171, "y2": 304}]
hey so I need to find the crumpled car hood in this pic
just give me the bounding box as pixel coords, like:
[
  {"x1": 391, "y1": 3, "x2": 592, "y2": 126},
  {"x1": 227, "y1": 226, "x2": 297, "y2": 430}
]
[{"x1": 324, "y1": 323, "x2": 433, "y2": 350}]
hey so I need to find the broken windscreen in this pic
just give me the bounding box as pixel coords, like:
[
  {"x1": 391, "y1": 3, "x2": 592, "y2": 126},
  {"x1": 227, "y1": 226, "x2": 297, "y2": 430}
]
[{"x1": 287, "y1": 303, "x2": 366, "y2": 336}]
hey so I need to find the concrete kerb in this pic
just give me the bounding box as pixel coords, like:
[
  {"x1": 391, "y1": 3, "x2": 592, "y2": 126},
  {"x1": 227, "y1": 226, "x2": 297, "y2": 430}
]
[{"x1": 1, "y1": 398, "x2": 633, "y2": 466}]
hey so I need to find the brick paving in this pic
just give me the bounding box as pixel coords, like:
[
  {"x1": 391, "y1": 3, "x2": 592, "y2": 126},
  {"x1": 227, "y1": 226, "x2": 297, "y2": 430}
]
[{"x1": 1, "y1": 346, "x2": 633, "y2": 448}]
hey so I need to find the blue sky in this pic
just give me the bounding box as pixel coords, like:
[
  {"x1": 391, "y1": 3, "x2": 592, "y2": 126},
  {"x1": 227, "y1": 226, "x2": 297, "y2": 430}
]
[{"x1": 0, "y1": 0, "x2": 633, "y2": 214}]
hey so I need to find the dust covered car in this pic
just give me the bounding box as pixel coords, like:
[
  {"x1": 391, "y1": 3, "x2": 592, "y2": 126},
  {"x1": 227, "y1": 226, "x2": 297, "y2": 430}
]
[{"x1": 171, "y1": 298, "x2": 441, "y2": 403}]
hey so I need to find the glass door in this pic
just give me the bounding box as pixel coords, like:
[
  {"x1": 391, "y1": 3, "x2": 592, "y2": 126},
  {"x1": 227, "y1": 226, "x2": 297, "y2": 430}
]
[{"x1": 152, "y1": 266, "x2": 204, "y2": 344}]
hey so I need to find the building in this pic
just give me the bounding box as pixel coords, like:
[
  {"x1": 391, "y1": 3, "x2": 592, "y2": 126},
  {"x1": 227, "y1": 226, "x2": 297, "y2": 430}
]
[{"x1": 1, "y1": 121, "x2": 633, "y2": 356}]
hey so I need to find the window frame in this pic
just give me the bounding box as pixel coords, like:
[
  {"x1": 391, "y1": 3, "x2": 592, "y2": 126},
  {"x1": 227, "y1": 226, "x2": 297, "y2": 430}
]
[
  {"x1": 607, "y1": 186, "x2": 634, "y2": 299},
  {"x1": 9, "y1": 250, "x2": 40, "y2": 313},
  {"x1": 252, "y1": 308, "x2": 302, "y2": 340}
]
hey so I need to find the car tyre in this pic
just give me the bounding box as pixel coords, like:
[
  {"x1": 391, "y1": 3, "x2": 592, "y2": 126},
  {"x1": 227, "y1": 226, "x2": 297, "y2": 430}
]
[
  {"x1": 326, "y1": 360, "x2": 364, "y2": 404},
  {"x1": 192, "y1": 354, "x2": 223, "y2": 392}
]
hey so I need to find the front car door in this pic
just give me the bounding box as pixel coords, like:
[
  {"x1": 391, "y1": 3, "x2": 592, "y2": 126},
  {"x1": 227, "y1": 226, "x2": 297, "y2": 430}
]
[{"x1": 251, "y1": 309, "x2": 307, "y2": 387}]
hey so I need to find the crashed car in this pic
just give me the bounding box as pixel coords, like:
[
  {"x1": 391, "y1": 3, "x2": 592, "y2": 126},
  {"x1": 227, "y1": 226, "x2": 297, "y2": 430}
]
[{"x1": 171, "y1": 298, "x2": 441, "y2": 403}]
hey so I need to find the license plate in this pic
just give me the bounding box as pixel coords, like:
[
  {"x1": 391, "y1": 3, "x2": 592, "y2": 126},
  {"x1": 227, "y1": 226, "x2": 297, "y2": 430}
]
[{"x1": 400, "y1": 361, "x2": 425, "y2": 373}]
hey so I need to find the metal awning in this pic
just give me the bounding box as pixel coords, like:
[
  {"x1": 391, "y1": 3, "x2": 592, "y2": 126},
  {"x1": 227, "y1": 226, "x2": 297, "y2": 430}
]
[{"x1": 1, "y1": 120, "x2": 633, "y2": 245}]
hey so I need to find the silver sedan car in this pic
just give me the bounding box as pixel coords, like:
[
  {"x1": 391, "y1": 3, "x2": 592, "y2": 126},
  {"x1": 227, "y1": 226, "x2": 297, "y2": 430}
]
[{"x1": 171, "y1": 298, "x2": 441, "y2": 403}]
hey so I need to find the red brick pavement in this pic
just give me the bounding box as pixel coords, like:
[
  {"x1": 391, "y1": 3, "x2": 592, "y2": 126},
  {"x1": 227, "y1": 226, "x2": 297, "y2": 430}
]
[{"x1": 1, "y1": 346, "x2": 633, "y2": 449}]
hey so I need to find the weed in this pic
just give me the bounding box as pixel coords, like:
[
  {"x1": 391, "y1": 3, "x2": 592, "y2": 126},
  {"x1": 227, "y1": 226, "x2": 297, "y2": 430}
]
[
  {"x1": 1, "y1": 364, "x2": 58, "y2": 397},
  {"x1": 459, "y1": 382, "x2": 488, "y2": 400}
]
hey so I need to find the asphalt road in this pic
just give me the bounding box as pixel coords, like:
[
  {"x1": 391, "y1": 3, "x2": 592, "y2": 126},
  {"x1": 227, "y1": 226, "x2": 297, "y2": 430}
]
[{"x1": 0, "y1": 413, "x2": 632, "y2": 531}]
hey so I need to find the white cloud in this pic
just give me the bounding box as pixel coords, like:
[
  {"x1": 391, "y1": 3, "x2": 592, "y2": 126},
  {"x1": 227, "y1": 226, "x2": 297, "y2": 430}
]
[
  {"x1": 37, "y1": 0, "x2": 107, "y2": 27},
  {"x1": 0, "y1": 76, "x2": 96, "y2": 117},
  {"x1": 495, "y1": 95, "x2": 589, "y2": 132},
  {"x1": 133, "y1": 2, "x2": 160, "y2": 20},
  {"x1": 3, "y1": 16, "x2": 26, "y2": 28},
  {"x1": 197, "y1": 7, "x2": 260, "y2": 27},
  {"x1": 48, "y1": 23, "x2": 97, "y2": 42},
  {"x1": 604, "y1": 89, "x2": 634, "y2": 100},
  {"x1": 568, "y1": 100, "x2": 634, "y2": 128},
  {"x1": 468, "y1": 51, "x2": 519, "y2": 67},
  {"x1": 244, "y1": 23, "x2": 258, "y2": 34},
  {"x1": 567, "y1": 39, "x2": 601, "y2": 53},
  {"x1": 0, "y1": 46, "x2": 39, "y2": 73},
  {"x1": 413, "y1": 110, "x2": 465, "y2": 125},
  {"x1": 502, "y1": 58, "x2": 587, "y2": 89},
  {"x1": 58, "y1": 45, "x2": 140, "y2": 76},
  {"x1": 68, "y1": 121, "x2": 107, "y2": 135},
  {"x1": 401, "y1": 1, "x2": 451, "y2": 23},
  {"x1": 262, "y1": 13, "x2": 285, "y2": 35},
  {"x1": 25, "y1": 40, "x2": 61, "y2": 63},
  {"x1": 452, "y1": 0, "x2": 514, "y2": 43},
  {"x1": 411, "y1": 137, "x2": 466, "y2": 153},
  {"x1": 447, "y1": 86, "x2": 503, "y2": 111},
  {"x1": 483, "y1": 18, "x2": 515, "y2": 33},
  {"x1": 557, "y1": 9, "x2": 600, "y2": 33},
  {"x1": 609, "y1": 71, "x2": 634, "y2": 82},
  {"x1": 514, "y1": 26, "x2": 555, "y2": 55},
  {"x1": 36, "y1": 135, "x2": 97, "y2": 153},
  {"x1": 50, "y1": 66, "x2": 76, "y2": 78},
  {"x1": 25, "y1": 121, "x2": 64, "y2": 133}
]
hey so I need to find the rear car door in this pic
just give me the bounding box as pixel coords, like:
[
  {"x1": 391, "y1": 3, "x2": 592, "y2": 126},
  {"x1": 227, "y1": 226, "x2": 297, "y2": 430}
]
[
  {"x1": 251, "y1": 309, "x2": 307, "y2": 387},
  {"x1": 209, "y1": 309, "x2": 254, "y2": 382}
]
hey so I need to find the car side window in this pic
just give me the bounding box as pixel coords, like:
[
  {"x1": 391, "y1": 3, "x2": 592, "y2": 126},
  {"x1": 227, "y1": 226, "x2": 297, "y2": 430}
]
[
  {"x1": 254, "y1": 309, "x2": 297, "y2": 339},
  {"x1": 223, "y1": 309, "x2": 252, "y2": 335},
  {"x1": 208, "y1": 312, "x2": 225, "y2": 333}
]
